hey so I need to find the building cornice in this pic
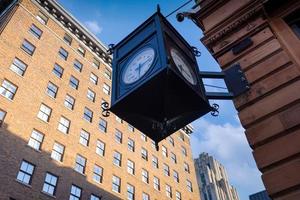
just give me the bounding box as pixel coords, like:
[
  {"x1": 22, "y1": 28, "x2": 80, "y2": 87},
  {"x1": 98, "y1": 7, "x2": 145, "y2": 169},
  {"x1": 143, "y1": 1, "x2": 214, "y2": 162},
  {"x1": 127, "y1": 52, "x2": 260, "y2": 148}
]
[{"x1": 33, "y1": 0, "x2": 112, "y2": 65}]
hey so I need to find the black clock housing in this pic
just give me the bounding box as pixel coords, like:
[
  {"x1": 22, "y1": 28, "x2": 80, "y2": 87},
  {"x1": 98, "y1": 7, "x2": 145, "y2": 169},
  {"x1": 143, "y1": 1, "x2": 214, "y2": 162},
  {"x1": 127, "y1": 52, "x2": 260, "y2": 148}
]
[{"x1": 110, "y1": 11, "x2": 211, "y2": 144}]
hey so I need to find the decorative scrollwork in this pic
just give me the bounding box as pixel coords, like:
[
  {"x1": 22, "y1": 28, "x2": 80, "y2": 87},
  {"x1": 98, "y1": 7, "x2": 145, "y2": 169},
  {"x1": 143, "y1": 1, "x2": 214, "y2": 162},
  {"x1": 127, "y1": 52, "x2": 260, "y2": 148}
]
[
  {"x1": 210, "y1": 103, "x2": 219, "y2": 117},
  {"x1": 101, "y1": 102, "x2": 110, "y2": 117},
  {"x1": 191, "y1": 46, "x2": 201, "y2": 57},
  {"x1": 107, "y1": 44, "x2": 115, "y2": 55}
]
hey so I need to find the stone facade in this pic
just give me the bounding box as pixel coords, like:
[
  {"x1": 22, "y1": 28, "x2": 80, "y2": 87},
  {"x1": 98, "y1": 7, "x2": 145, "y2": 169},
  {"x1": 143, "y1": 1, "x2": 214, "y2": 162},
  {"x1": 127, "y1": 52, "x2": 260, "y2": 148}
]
[
  {"x1": 194, "y1": 153, "x2": 239, "y2": 200},
  {"x1": 0, "y1": 0, "x2": 200, "y2": 199},
  {"x1": 192, "y1": 0, "x2": 300, "y2": 199}
]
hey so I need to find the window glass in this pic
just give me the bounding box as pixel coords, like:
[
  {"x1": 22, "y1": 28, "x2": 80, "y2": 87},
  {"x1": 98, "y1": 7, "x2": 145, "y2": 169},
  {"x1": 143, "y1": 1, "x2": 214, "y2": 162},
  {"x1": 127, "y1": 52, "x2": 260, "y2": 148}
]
[
  {"x1": 21, "y1": 39, "x2": 35, "y2": 55},
  {"x1": 29, "y1": 24, "x2": 43, "y2": 39},
  {"x1": 10, "y1": 58, "x2": 27, "y2": 76}
]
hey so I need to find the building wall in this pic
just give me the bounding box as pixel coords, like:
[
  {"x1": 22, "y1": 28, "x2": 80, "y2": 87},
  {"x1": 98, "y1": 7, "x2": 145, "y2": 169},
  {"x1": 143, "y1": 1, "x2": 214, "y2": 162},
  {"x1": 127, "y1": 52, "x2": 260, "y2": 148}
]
[
  {"x1": 0, "y1": 0, "x2": 200, "y2": 199},
  {"x1": 194, "y1": 153, "x2": 239, "y2": 200},
  {"x1": 193, "y1": 0, "x2": 300, "y2": 199},
  {"x1": 249, "y1": 190, "x2": 272, "y2": 200}
]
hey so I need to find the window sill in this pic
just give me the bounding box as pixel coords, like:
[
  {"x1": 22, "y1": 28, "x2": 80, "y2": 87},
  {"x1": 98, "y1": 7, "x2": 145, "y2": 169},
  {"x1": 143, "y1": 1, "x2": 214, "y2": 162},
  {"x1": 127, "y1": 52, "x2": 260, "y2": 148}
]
[
  {"x1": 36, "y1": 117, "x2": 50, "y2": 124},
  {"x1": 15, "y1": 179, "x2": 32, "y2": 188},
  {"x1": 50, "y1": 158, "x2": 63, "y2": 165},
  {"x1": 41, "y1": 191, "x2": 56, "y2": 199},
  {"x1": 26, "y1": 144, "x2": 42, "y2": 153},
  {"x1": 0, "y1": 94, "x2": 14, "y2": 102},
  {"x1": 73, "y1": 169, "x2": 86, "y2": 177}
]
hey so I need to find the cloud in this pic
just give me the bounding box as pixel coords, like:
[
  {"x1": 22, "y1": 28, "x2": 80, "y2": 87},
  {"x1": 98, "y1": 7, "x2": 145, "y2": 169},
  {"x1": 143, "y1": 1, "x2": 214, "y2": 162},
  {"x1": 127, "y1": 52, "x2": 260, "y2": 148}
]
[
  {"x1": 191, "y1": 118, "x2": 264, "y2": 199},
  {"x1": 84, "y1": 20, "x2": 103, "y2": 35}
]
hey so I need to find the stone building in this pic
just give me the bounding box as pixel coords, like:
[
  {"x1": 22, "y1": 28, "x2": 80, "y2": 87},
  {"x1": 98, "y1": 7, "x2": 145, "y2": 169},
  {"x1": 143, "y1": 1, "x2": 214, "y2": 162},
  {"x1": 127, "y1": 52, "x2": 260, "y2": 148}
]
[
  {"x1": 191, "y1": 0, "x2": 300, "y2": 199},
  {"x1": 0, "y1": 0, "x2": 200, "y2": 199},
  {"x1": 194, "y1": 153, "x2": 239, "y2": 200}
]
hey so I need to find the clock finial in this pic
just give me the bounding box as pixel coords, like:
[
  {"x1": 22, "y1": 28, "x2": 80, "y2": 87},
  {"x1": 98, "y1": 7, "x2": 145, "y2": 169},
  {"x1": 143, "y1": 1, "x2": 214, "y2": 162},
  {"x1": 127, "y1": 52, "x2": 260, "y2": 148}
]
[{"x1": 157, "y1": 4, "x2": 161, "y2": 13}]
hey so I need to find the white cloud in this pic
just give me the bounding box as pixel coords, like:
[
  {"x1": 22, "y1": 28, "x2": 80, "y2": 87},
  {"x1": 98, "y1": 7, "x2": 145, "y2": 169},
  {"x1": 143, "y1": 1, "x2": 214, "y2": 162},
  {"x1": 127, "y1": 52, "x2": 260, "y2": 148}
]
[
  {"x1": 191, "y1": 118, "x2": 264, "y2": 199},
  {"x1": 84, "y1": 20, "x2": 103, "y2": 35}
]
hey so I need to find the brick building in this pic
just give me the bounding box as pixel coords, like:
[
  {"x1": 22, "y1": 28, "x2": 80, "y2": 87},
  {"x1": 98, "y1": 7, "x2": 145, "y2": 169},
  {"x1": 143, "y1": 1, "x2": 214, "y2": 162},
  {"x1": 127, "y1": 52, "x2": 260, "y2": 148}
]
[
  {"x1": 191, "y1": 0, "x2": 300, "y2": 199},
  {"x1": 0, "y1": 0, "x2": 200, "y2": 199}
]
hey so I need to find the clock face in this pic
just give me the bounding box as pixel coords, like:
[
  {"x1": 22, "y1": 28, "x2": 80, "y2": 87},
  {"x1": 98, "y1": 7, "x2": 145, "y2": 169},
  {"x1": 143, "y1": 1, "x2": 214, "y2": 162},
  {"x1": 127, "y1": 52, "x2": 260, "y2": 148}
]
[
  {"x1": 170, "y1": 48, "x2": 197, "y2": 85},
  {"x1": 122, "y1": 47, "x2": 156, "y2": 84}
]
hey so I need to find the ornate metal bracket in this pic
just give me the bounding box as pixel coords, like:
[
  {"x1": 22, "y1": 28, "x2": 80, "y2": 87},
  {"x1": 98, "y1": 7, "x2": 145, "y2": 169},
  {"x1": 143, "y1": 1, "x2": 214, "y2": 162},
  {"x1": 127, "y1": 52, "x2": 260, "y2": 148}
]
[
  {"x1": 191, "y1": 46, "x2": 201, "y2": 57},
  {"x1": 101, "y1": 102, "x2": 110, "y2": 117},
  {"x1": 210, "y1": 103, "x2": 219, "y2": 117},
  {"x1": 107, "y1": 44, "x2": 115, "y2": 55}
]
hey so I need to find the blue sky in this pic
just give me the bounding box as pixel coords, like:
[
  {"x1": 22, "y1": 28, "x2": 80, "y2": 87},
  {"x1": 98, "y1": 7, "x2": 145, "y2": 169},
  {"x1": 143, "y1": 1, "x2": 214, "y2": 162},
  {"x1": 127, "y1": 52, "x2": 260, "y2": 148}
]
[{"x1": 58, "y1": 0, "x2": 264, "y2": 199}]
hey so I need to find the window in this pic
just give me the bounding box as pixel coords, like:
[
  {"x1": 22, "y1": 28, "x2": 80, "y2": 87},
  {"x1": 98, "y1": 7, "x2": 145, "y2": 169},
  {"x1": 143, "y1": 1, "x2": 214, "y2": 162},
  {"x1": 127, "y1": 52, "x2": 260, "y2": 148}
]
[
  {"x1": 77, "y1": 46, "x2": 86, "y2": 57},
  {"x1": 58, "y1": 47, "x2": 68, "y2": 60},
  {"x1": 127, "y1": 160, "x2": 135, "y2": 175},
  {"x1": 113, "y1": 151, "x2": 121, "y2": 166},
  {"x1": 166, "y1": 185, "x2": 172, "y2": 198},
  {"x1": 173, "y1": 170, "x2": 179, "y2": 183},
  {"x1": 285, "y1": 9, "x2": 300, "y2": 39},
  {"x1": 152, "y1": 156, "x2": 158, "y2": 169},
  {"x1": 92, "y1": 58, "x2": 100, "y2": 69},
  {"x1": 69, "y1": 76, "x2": 79, "y2": 89},
  {"x1": 128, "y1": 138, "x2": 135, "y2": 152},
  {"x1": 168, "y1": 137, "x2": 174, "y2": 146},
  {"x1": 83, "y1": 107, "x2": 93, "y2": 122},
  {"x1": 46, "y1": 82, "x2": 58, "y2": 98},
  {"x1": 70, "y1": 185, "x2": 81, "y2": 200},
  {"x1": 127, "y1": 184, "x2": 135, "y2": 200},
  {"x1": 58, "y1": 116, "x2": 70, "y2": 134},
  {"x1": 16, "y1": 160, "x2": 35, "y2": 185},
  {"x1": 181, "y1": 146, "x2": 187, "y2": 156},
  {"x1": 142, "y1": 169, "x2": 149, "y2": 184},
  {"x1": 10, "y1": 57, "x2": 27, "y2": 76},
  {"x1": 90, "y1": 194, "x2": 100, "y2": 200},
  {"x1": 142, "y1": 193, "x2": 149, "y2": 200},
  {"x1": 63, "y1": 33, "x2": 72, "y2": 45},
  {"x1": 96, "y1": 140, "x2": 105, "y2": 156},
  {"x1": 79, "y1": 129, "x2": 90, "y2": 146},
  {"x1": 112, "y1": 175, "x2": 121, "y2": 193},
  {"x1": 171, "y1": 152, "x2": 177, "y2": 164},
  {"x1": 115, "y1": 116, "x2": 123, "y2": 123},
  {"x1": 162, "y1": 145, "x2": 168, "y2": 157},
  {"x1": 90, "y1": 73, "x2": 98, "y2": 85},
  {"x1": 103, "y1": 83, "x2": 110, "y2": 95},
  {"x1": 141, "y1": 148, "x2": 148, "y2": 161},
  {"x1": 74, "y1": 154, "x2": 86, "y2": 174},
  {"x1": 0, "y1": 109, "x2": 6, "y2": 127},
  {"x1": 52, "y1": 63, "x2": 63, "y2": 78},
  {"x1": 87, "y1": 89, "x2": 96, "y2": 102},
  {"x1": 73, "y1": 60, "x2": 83, "y2": 72},
  {"x1": 36, "y1": 11, "x2": 48, "y2": 24},
  {"x1": 153, "y1": 176, "x2": 160, "y2": 191},
  {"x1": 64, "y1": 94, "x2": 75, "y2": 110},
  {"x1": 151, "y1": 140, "x2": 156, "y2": 149},
  {"x1": 115, "y1": 129, "x2": 122, "y2": 143},
  {"x1": 128, "y1": 124, "x2": 134, "y2": 132},
  {"x1": 187, "y1": 180, "x2": 193, "y2": 192},
  {"x1": 28, "y1": 130, "x2": 44, "y2": 150},
  {"x1": 179, "y1": 132, "x2": 185, "y2": 141},
  {"x1": 21, "y1": 39, "x2": 35, "y2": 55},
  {"x1": 141, "y1": 133, "x2": 147, "y2": 142},
  {"x1": 29, "y1": 24, "x2": 42, "y2": 39},
  {"x1": 42, "y1": 173, "x2": 58, "y2": 196},
  {"x1": 99, "y1": 118, "x2": 107, "y2": 133},
  {"x1": 104, "y1": 68, "x2": 111, "y2": 80},
  {"x1": 184, "y1": 162, "x2": 190, "y2": 173},
  {"x1": 163, "y1": 164, "x2": 170, "y2": 176},
  {"x1": 93, "y1": 165, "x2": 103, "y2": 184},
  {"x1": 51, "y1": 142, "x2": 64, "y2": 162},
  {"x1": 0, "y1": 79, "x2": 17, "y2": 100},
  {"x1": 37, "y1": 104, "x2": 51, "y2": 122},
  {"x1": 176, "y1": 191, "x2": 181, "y2": 200}
]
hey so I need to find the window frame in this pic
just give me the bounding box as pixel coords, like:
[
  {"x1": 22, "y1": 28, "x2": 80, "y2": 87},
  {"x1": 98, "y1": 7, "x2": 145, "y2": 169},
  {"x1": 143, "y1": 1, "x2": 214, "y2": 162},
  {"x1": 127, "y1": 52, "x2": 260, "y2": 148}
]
[
  {"x1": 51, "y1": 142, "x2": 64, "y2": 162},
  {"x1": 58, "y1": 47, "x2": 68, "y2": 60},
  {"x1": 69, "y1": 184, "x2": 82, "y2": 200},
  {"x1": 0, "y1": 79, "x2": 18, "y2": 100},
  {"x1": 16, "y1": 160, "x2": 35, "y2": 185},
  {"x1": 21, "y1": 39, "x2": 35, "y2": 56},
  {"x1": 74, "y1": 154, "x2": 86, "y2": 174},
  {"x1": 29, "y1": 24, "x2": 43, "y2": 39},
  {"x1": 10, "y1": 57, "x2": 27, "y2": 76},
  {"x1": 96, "y1": 140, "x2": 105, "y2": 157},
  {"x1": 79, "y1": 129, "x2": 90, "y2": 147},
  {"x1": 42, "y1": 172, "x2": 58, "y2": 196},
  {"x1": 37, "y1": 104, "x2": 52, "y2": 122},
  {"x1": 46, "y1": 82, "x2": 58, "y2": 98},
  {"x1": 28, "y1": 129, "x2": 44, "y2": 151},
  {"x1": 93, "y1": 165, "x2": 103, "y2": 184},
  {"x1": 52, "y1": 63, "x2": 64, "y2": 78}
]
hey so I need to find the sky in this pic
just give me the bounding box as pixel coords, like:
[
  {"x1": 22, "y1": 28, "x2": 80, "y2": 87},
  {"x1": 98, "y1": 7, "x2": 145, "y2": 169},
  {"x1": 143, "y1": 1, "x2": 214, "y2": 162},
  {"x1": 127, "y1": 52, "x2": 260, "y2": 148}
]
[{"x1": 58, "y1": 0, "x2": 265, "y2": 199}]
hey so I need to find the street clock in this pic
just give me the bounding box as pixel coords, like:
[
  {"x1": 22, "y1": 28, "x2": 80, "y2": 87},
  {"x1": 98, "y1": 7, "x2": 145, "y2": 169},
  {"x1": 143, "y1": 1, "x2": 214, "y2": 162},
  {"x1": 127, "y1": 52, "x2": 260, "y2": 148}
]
[{"x1": 109, "y1": 10, "x2": 212, "y2": 144}]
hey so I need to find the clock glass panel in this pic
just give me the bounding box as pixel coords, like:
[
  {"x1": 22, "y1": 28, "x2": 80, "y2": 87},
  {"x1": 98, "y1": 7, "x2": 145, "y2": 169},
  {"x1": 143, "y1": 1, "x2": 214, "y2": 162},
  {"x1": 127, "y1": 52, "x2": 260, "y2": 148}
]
[
  {"x1": 122, "y1": 47, "x2": 155, "y2": 84},
  {"x1": 170, "y1": 48, "x2": 197, "y2": 85}
]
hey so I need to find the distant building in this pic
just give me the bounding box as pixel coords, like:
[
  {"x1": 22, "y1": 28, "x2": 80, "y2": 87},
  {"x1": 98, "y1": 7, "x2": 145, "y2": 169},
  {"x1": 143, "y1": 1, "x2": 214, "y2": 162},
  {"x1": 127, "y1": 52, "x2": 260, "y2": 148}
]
[
  {"x1": 250, "y1": 190, "x2": 272, "y2": 200},
  {"x1": 194, "y1": 152, "x2": 239, "y2": 200}
]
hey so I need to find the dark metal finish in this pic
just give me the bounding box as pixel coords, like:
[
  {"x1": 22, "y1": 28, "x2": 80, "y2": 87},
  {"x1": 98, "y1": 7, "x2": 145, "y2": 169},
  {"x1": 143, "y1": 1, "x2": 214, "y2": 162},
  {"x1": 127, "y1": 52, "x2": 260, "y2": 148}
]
[
  {"x1": 232, "y1": 37, "x2": 253, "y2": 55},
  {"x1": 107, "y1": 44, "x2": 115, "y2": 55},
  {"x1": 199, "y1": 71, "x2": 225, "y2": 79},
  {"x1": 224, "y1": 63, "x2": 250, "y2": 97},
  {"x1": 191, "y1": 46, "x2": 201, "y2": 57},
  {"x1": 206, "y1": 92, "x2": 234, "y2": 100}
]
